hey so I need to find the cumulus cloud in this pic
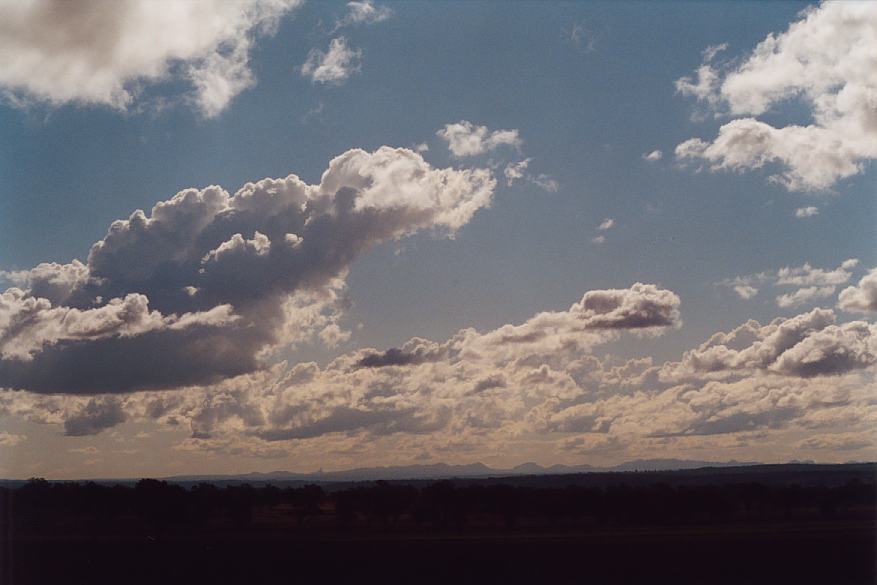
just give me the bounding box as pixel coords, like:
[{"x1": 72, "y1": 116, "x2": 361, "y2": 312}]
[
  {"x1": 438, "y1": 121, "x2": 523, "y2": 158},
  {"x1": 335, "y1": 0, "x2": 392, "y2": 29},
  {"x1": 675, "y1": 2, "x2": 877, "y2": 191},
  {"x1": 0, "y1": 146, "x2": 496, "y2": 394},
  {"x1": 795, "y1": 206, "x2": 819, "y2": 218},
  {"x1": 64, "y1": 397, "x2": 127, "y2": 436},
  {"x1": 642, "y1": 150, "x2": 663, "y2": 162},
  {"x1": 838, "y1": 267, "x2": 877, "y2": 313},
  {"x1": 734, "y1": 285, "x2": 759, "y2": 300},
  {"x1": 87, "y1": 283, "x2": 681, "y2": 441},
  {"x1": 0, "y1": 0, "x2": 301, "y2": 117},
  {"x1": 301, "y1": 37, "x2": 362, "y2": 85},
  {"x1": 4, "y1": 286, "x2": 876, "y2": 464},
  {"x1": 662, "y1": 308, "x2": 877, "y2": 380},
  {"x1": 720, "y1": 258, "x2": 859, "y2": 309}
]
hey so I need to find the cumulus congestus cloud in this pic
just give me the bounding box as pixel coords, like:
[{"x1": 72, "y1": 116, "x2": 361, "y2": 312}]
[{"x1": 0, "y1": 147, "x2": 496, "y2": 394}]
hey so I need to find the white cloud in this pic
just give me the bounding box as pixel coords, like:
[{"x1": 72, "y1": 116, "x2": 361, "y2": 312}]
[
  {"x1": 733, "y1": 284, "x2": 759, "y2": 300},
  {"x1": 776, "y1": 259, "x2": 858, "y2": 287},
  {"x1": 598, "y1": 218, "x2": 615, "y2": 231},
  {"x1": 591, "y1": 235, "x2": 606, "y2": 245},
  {"x1": 301, "y1": 37, "x2": 362, "y2": 85},
  {"x1": 6, "y1": 287, "x2": 877, "y2": 462},
  {"x1": 775, "y1": 285, "x2": 836, "y2": 308},
  {"x1": 0, "y1": 0, "x2": 301, "y2": 117},
  {"x1": 661, "y1": 307, "x2": 877, "y2": 380},
  {"x1": 0, "y1": 146, "x2": 496, "y2": 394},
  {"x1": 437, "y1": 121, "x2": 523, "y2": 158},
  {"x1": 721, "y1": 259, "x2": 859, "y2": 309},
  {"x1": 504, "y1": 159, "x2": 531, "y2": 186},
  {"x1": 335, "y1": 0, "x2": 392, "y2": 29},
  {"x1": 642, "y1": 150, "x2": 663, "y2": 162},
  {"x1": 838, "y1": 267, "x2": 877, "y2": 313},
  {"x1": 795, "y1": 206, "x2": 819, "y2": 218},
  {"x1": 675, "y1": 2, "x2": 877, "y2": 191}
]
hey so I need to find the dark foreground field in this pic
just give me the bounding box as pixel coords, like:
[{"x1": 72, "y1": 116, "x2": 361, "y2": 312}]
[{"x1": 2, "y1": 464, "x2": 875, "y2": 585}]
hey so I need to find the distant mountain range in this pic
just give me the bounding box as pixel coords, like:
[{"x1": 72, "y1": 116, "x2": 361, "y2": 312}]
[{"x1": 163, "y1": 458, "x2": 761, "y2": 483}]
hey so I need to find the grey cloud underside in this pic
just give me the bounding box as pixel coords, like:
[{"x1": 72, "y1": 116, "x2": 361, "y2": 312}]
[
  {"x1": 63, "y1": 397, "x2": 127, "y2": 437},
  {"x1": 141, "y1": 295, "x2": 872, "y2": 446},
  {"x1": 3, "y1": 285, "x2": 875, "y2": 452},
  {"x1": 0, "y1": 147, "x2": 495, "y2": 394}
]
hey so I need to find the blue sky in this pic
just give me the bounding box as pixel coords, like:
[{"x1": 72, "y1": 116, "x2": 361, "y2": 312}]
[{"x1": 0, "y1": 1, "x2": 875, "y2": 477}]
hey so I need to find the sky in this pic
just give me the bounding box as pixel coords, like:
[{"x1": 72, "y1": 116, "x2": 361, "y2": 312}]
[{"x1": 0, "y1": 0, "x2": 875, "y2": 479}]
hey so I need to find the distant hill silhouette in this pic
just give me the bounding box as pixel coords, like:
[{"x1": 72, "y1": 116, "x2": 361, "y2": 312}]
[{"x1": 160, "y1": 458, "x2": 760, "y2": 483}]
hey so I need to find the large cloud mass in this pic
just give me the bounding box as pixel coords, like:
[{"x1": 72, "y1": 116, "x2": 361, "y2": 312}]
[
  {"x1": 0, "y1": 147, "x2": 496, "y2": 394},
  {"x1": 2, "y1": 284, "x2": 874, "y2": 465},
  {"x1": 0, "y1": 0, "x2": 302, "y2": 117},
  {"x1": 676, "y1": 2, "x2": 877, "y2": 191}
]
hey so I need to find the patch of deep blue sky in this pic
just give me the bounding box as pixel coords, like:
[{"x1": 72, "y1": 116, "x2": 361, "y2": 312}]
[{"x1": 1, "y1": 1, "x2": 874, "y2": 364}]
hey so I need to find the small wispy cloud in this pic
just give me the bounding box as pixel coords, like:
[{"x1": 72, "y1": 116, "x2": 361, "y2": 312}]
[
  {"x1": 301, "y1": 37, "x2": 362, "y2": 85},
  {"x1": 795, "y1": 206, "x2": 819, "y2": 218}
]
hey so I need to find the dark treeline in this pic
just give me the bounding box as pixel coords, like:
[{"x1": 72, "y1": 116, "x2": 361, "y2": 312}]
[
  {"x1": 3, "y1": 469, "x2": 875, "y2": 585},
  {"x1": 3, "y1": 473, "x2": 874, "y2": 536}
]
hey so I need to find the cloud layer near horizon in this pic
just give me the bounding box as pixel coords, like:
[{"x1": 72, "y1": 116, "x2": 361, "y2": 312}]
[
  {"x1": 0, "y1": 147, "x2": 495, "y2": 394},
  {"x1": 2, "y1": 281, "x2": 874, "y2": 463}
]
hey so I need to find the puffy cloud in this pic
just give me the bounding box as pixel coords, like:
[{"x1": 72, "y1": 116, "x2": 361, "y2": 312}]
[
  {"x1": 838, "y1": 267, "x2": 877, "y2": 313},
  {"x1": 569, "y1": 283, "x2": 680, "y2": 330},
  {"x1": 300, "y1": 37, "x2": 362, "y2": 85},
  {"x1": 438, "y1": 121, "x2": 523, "y2": 158},
  {"x1": 642, "y1": 150, "x2": 663, "y2": 162},
  {"x1": 776, "y1": 258, "x2": 858, "y2": 287},
  {"x1": 121, "y1": 283, "x2": 680, "y2": 442},
  {"x1": 597, "y1": 218, "x2": 615, "y2": 231},
  {"x1": 0, "y1": 288, "x2": 237, "y2": 361},
  {"x1": 64, "y1": 397, "x2": 127, "y2": 436},
  {"x1": 0, "y1": 0, "x2": 301, "y2": 117},
  {"x1": 719, "y1": 258, "x2": 859, "y2": 309},
  {"x1": 0, "y1": 147, "x2": 496, "y2": 394},
  {"x1": 335, "y1": 0, "x2": 392, "y2": 29},
  {"x1": 734, "y1": 285, "x2": 759, "y2": 300},
  {"x1": 5, "y1": 288, "x2": 877, "y2": 464},
  {"x1": 795, "y1": 206, "x2": 819, "y2": 218},
  {"x1": 663, "y1": 308, "x2": 877, "y2": 380},
  {"x1": 675, "y1": 2, "x2": 877, "y2": 191}
]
